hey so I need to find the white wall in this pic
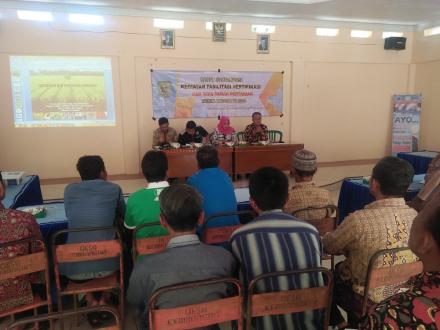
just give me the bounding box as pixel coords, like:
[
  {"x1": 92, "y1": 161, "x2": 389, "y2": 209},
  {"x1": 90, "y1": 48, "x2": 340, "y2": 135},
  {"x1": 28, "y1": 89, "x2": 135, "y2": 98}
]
[{"x1": 0, "y1": 9, "x2": 415, "y2": 178}]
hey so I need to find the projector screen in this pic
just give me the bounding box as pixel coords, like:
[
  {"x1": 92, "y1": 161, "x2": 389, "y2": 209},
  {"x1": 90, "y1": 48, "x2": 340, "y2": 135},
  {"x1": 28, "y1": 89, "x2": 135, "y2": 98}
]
[{"x1": 10, "y1": 56, "x2": 116, "y2": 127}]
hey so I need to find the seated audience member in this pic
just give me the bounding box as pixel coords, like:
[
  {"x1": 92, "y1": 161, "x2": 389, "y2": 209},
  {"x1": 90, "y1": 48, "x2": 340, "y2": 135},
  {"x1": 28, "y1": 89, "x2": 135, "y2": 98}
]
[
  {"x1": 211, "y1": 116, "x2": 236, "y2": 145},
  {"x1": 244, "y1": 111, "x2": 268, "y2": 143},
  {"x1": 323, "y1": 156, "x2": 417, "y2": 324},
  {"x1": 410, "y1": 153, "x2": 440, "y2": 212},
  {"x1": 187, "y1": 145, "x2": 239, "y2": 232},
  {"x1": 284, "y1": 149, "x2": 333, "y2": 220},
  {"x1": 61, "y1": 156, "x2": 125, "y2": 310},
  {"x1": 0, "y1": 171, "x2": 44, "y2": 312},
  {"x1": 230, "y1": 167, "x2": 322, "y2": 330},
  {"x1": 152, "y1": 117, "x2": 177, "y2": 147},
  {"x1": 128, "y1": 184, "x2": 236, "y2": 330},
  {"x1": 125, "y1": 151, "x2": 169, "y2": 239},
  {"x1": 178, "y1": 120, "x2": 209, "y2": 145},
  {"x1": 359, "y1": 196, "x2": 440, "y2": 329}
]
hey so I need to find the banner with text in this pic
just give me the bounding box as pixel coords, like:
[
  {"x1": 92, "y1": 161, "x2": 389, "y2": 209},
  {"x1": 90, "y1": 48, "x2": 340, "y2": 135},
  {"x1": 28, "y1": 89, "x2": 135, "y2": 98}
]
[
  {"x1": 151, "y1": 70, "x2": 283, "y2": 118},
  {"x1": 392, "y1": 94, "x2": 422, "y2": 154}
]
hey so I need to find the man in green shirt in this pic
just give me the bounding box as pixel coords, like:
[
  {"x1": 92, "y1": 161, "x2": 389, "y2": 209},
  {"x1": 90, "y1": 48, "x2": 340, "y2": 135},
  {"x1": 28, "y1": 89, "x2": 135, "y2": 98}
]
[{"x1": 124, "y1": 151, "x2": 169, "y2": 238}]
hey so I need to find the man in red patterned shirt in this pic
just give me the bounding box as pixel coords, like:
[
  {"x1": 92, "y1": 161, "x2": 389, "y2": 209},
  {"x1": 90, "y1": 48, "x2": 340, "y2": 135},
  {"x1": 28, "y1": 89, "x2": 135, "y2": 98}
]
[
  {"x1": 360, "y1": 194, "x2": 440, "y2": 329},
  {"x1": 0, "y1": 171, "x2": 43, "y2": 312},
  {"x1": 244, "y1": 112, "x2": 269, "y2": 143}
]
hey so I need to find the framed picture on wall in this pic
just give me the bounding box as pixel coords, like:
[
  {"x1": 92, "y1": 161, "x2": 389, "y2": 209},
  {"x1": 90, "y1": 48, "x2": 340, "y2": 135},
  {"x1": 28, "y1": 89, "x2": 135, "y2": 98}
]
[
  {"x1": 212, "y1": 22, "x2": 226, "y2": 42},
  {"x1": 257, "y1": 34, "x2": 270, "y2": 54},
  {"x1": 160, "y1": 29, "x2": 175, "y2": 49}
]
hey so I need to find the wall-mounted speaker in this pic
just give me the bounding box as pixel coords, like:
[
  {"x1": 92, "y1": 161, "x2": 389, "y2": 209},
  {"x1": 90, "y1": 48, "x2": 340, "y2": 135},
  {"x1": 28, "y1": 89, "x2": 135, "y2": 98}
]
[{"x1": 384, "y1": 37, "x2": 407, "y2": 50}]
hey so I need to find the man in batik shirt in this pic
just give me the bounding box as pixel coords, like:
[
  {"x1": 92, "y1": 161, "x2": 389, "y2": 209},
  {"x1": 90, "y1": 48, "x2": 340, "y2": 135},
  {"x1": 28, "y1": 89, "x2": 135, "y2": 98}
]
[
  {"x1": 285, "y1": 149, "x2": 333, "y2": 220},
  {"x1": 359, "y1": 195, "x2": 440, "y2": 329},
  {"x1": 244, "y1": 112, "x2": 268, "y2": 143},
  {"x1": 0, "y1": 171, "x2": 43, "y2": 312}
]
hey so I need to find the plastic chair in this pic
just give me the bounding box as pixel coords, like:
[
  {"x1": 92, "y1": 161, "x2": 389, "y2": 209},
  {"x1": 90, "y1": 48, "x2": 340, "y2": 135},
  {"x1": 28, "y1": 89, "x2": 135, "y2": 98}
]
[
  {"x1": 268, "y1": 130, "x2": 283, "y2": 143},
  {"x1": 5, "y1": 305, "x2": 121, "y2": 330},
  {"x1": 201, "y1": 210, "x2": 256, "y2": 245},
  {"x1": 148, "y1": 277, "x2": 243, "y2": 330},
  {"x1": 0, "y1": 238, "x2": 52, "y2": 329},
  {"x1": 52, "y1": 227, "x2": 124, "y2": 322},
  {"x1": 132, "y1": 222, "x2": 171, "y2": 262},
  {"x1": 246, "y1": 268, "x2": 333, "y2": 330},
  {"x1": 292, "y1": 205, "x2": 338, "y2": 268},
  {"x1": 235, "y1": 131, "x2": 246, "y2": 142}
]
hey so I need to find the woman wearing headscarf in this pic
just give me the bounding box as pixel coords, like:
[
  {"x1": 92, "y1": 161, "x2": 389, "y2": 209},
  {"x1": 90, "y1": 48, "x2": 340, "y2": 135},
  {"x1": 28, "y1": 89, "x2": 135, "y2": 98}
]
[{"x1": 211, "y1": 116, "x2": 236, "y2": 145}]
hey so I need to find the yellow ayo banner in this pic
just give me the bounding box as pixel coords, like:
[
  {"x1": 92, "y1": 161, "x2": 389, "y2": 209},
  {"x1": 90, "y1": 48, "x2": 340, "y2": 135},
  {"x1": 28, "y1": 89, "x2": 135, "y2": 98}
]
[{"x1": 151, "y1": 70, "x2": 283, "y2": 118}]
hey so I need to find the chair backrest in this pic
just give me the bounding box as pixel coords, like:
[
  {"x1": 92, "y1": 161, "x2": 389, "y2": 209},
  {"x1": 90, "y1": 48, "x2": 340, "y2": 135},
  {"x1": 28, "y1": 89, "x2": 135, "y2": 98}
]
[
  {"x1": 5, "y1": 306, "x2": 121, "y2": 330},
  {"x1": 133, "y1": 222, "x2": 171, "y2": 261},
  {"x1": 235, "y1": 131, "x2": 246, "y2": 142},
  {"x1": 52, "y1": 227, "x2": 123, "y2": 290},
  {"x1": 292, "y1": 205, "x2": 338, "y2": 235},
  {"x1": 268, "y1": 130, "x2": 283, "y2": 143},
  {"x1": 149, "y1": 277, "x2": 243, "y2": 330},
  {"x1": 247, "y1": 268, "x2": 333, "y2": 330},
  {"x1": 362, "y1": 247, "x2": 423, "y2": 315},
  {"x1": 201, "y1": 210, "x2": 256, "y2": 245}
]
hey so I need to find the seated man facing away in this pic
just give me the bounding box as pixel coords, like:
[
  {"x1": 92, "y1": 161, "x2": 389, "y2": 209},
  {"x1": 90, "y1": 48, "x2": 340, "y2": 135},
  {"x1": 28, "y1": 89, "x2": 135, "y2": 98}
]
[
  {"x1": 61, "y1": 156, "x2": 125, "y2": 310},
  {"x1": 128, "y1": 184, "x2": 236, "y2": 330},
  {"x1": 187, "y1": 145, "x2": 239, "y2": 235},
  {"x1": 0, "y1": 171, "x2": 44, "y2": 312},
  {"x1": 323, "y1": 156, "x2": 417, "y2": 324},
  {"x1": 152, "y1": 117, "x2": 177, "y2": 147},
  {"x1": 178, "y1": 120, "x2": 209, "y2": 145},
  {"x1": 359, "y1": 196, "x2": 440, "y2": 329},
  {"x1": 230, "y1": 167, "x2": 323, "y2": 330},
  {"x1": 244, "y1": 111, "x2": 268, "y2": 143},
  {"x1": 284, "y1": 149, "x2": 333, "y2": 220},
  {"x1": 410, "y1": 153, "x2": 440, "y2": 212},
  {"x1": 125, "y1": 151, "x2": 169, "y2": 239}
]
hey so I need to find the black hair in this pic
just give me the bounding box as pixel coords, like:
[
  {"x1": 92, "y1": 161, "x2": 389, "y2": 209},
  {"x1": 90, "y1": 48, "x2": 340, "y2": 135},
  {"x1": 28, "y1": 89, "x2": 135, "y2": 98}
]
[
  {"x1": 0, "y1": 171, "x2": 2, "y2": 182},
  {"x1": 186, "y1": 120, "x2": 197, "y2": 129},
  {"x1": 159, "y1": 184, "x2": 202, "y2": 231},
  {"x1": 252, "y1": 112, "x2": 262, "y2": 118},
  {"x1": 425, "y1": 202, "x2": 440, "y2": 250},
  {"x1": 196, "y1": 145, "x2": 219, "y2": 169},
  {"x1": 158, "y1": 117, "x2": 169, "y2": 126},
  {"x1": 295, "y1": 168, "x2": 317, "y2": 178},
  {"x1": 249, "y1": 167, "x2": 289, "y2": 211},
  {"x1": 141, "y1": 150, "x2": 168, "y2": 182},
  {"x1": 371, "y1": 156, "x2": 414, "y2": 197},
  {"x1": 76, "y1": 155, "x2": 105, "y2": 181}
]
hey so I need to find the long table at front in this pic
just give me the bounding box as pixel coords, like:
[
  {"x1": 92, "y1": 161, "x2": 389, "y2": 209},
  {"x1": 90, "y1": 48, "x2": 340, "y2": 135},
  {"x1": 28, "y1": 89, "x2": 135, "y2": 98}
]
[{"x1": 164, "y1": 143, "x2": 304, "y2": 178}]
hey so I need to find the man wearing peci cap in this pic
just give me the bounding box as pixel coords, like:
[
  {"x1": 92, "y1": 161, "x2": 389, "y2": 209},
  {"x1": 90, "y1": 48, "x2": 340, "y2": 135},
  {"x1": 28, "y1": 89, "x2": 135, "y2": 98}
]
[
  {"x1": 284, "y1": 149, "x2": 332, "y2": 220},
  {"x1": 178, "y1": 120, "x2": 209, "y2": 145}
]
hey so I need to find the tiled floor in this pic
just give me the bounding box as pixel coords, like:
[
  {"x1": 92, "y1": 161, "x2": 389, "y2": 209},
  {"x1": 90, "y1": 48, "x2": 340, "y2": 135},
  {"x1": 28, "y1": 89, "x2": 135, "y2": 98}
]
[{"x1": 8, "y1": 164, "x2": 372, "y2": 329}]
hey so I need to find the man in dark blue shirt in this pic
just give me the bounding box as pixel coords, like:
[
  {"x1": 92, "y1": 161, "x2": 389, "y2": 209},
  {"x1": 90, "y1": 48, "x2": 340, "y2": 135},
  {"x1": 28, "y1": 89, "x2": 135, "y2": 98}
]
[{"x1": 178, "y1": 120, "x2": 208, "y2": 145}]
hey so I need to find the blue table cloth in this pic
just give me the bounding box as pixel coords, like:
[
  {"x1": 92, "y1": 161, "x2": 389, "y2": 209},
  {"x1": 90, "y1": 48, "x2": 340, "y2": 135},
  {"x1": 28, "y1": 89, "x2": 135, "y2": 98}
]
[
  {"x1": 397, "y1": 151, "x2": 438, "y2": 174},
  {"x1": 338, "y1": 174, "x2": 425, "y2": 222},
  {"x1": 4, "y1": 175, "x2": 43, "y2": 209}
]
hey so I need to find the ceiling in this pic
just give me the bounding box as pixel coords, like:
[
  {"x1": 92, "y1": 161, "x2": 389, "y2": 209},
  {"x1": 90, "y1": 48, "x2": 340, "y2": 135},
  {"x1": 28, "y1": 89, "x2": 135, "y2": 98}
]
[{"x1": 2, "y1": 0, "x2": 440, "y2": 28}]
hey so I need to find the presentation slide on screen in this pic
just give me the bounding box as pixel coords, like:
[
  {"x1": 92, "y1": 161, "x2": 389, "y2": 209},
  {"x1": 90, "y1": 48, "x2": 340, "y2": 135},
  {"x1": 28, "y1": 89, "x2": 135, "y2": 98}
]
[{"x1": 10, "y1": 56, "x2": 116, "y2": 127}]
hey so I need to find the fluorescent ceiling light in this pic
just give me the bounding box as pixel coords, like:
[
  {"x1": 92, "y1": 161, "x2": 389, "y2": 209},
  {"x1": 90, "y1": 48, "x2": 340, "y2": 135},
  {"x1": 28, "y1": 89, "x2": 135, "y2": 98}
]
[
  {"x1": 351, "y1": 30, "x2": 372, "y2": 38},
  {"x1": 252, "y1": 25, "x2": 276, "y2": 34},
  {"x1": 17, "y1": 10, "x2": 53, "y2": 22},
  {"x1": 424, "y1": 26, "x2": 440, "y2": 37},
  {"x1": 153, "y1": 18, "x2": 184, "y2": 29},
  {"x1": 69, "y1": 13, "x2": 104, "y2": 25},
  {"x1": 316, "y1": 28, "x2": 339, "y2": 37},
  {"x1": 206, "y1": 22, "x2": 231, "y2": 31},
  {"x1": 382, "y1": 32, "x2": 403, "y2": 39},
  {"x1": 248, "y1": 0, "x2": 331, "y2": 3}
]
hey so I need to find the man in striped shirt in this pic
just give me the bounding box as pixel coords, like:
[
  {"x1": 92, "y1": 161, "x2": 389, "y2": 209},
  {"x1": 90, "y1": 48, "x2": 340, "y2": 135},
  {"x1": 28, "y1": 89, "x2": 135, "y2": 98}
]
[{"x1": 229, "y1": 167, "x2": 323, "y2": 330}]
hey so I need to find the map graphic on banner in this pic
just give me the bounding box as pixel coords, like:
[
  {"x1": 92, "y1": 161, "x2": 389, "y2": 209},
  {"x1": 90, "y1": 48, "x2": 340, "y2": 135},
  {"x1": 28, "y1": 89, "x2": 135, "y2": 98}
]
[
  {"x1": 392, "y1": 94, "x2": 422, "y2": 154},
  {"x1": 151, "y1": 70, "x2": 283, "y2": 118}
]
